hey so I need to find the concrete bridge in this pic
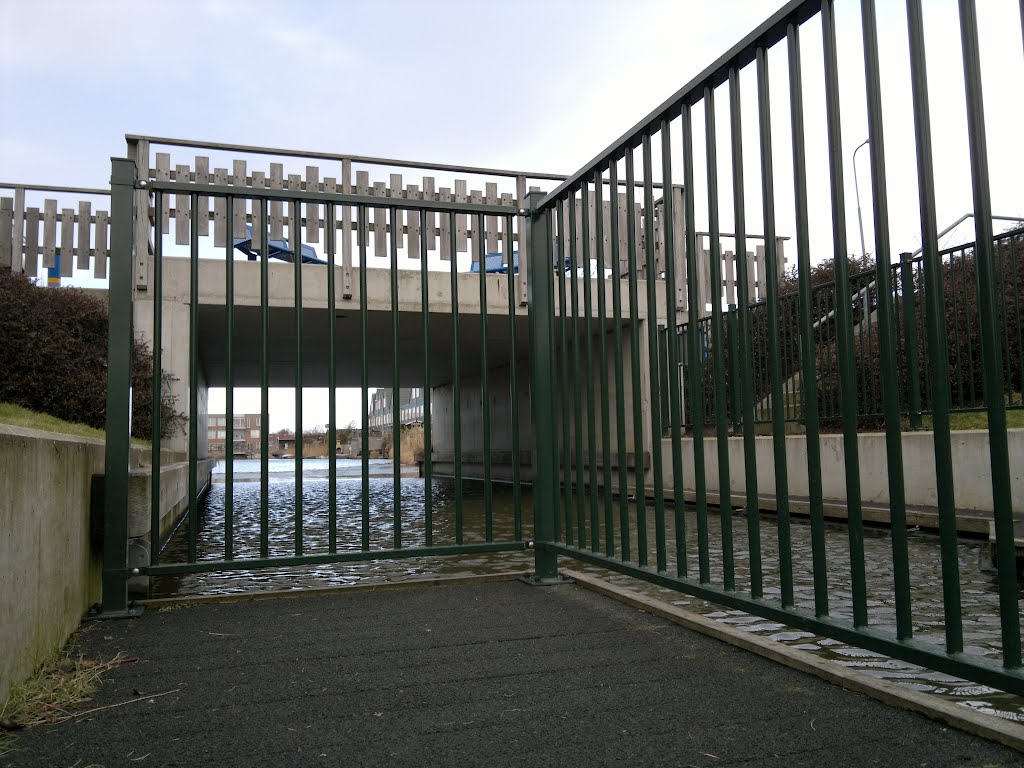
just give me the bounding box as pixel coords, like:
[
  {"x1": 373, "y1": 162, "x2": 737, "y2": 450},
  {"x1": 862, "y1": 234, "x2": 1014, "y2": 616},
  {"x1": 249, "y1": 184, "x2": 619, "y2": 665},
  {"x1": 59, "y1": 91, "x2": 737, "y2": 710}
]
[{"x1": 132, "y1": 256, "x2": 671, "y2": 478}]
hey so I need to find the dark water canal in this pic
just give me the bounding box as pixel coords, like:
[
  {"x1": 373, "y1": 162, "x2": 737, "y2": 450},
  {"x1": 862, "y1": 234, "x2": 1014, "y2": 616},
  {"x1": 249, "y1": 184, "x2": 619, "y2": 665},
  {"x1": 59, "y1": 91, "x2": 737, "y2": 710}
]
[{"x1": 154, "y1": 458, "x2": 1024, "y2": 723}]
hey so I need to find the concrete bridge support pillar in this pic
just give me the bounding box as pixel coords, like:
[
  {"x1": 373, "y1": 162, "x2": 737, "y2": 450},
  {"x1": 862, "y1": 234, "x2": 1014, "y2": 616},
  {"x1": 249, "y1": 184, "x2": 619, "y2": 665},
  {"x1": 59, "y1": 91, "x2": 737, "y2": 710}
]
[
  {"x1": 552, "y1": 317, "x2": 656, "y2": 492},
  {"x1": 430, "y1": 313, "x2": 657, "y2": 494},
  {"x1": 431, "y1": 361, "x2": 532, "y2": 482}
]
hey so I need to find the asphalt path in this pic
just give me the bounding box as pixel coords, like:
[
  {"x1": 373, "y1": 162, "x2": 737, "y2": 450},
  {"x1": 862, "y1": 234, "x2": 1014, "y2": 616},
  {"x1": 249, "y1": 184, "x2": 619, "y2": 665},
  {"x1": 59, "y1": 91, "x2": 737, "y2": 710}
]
[{"x1": 4, "y1": 580, "x2": 1021, "y2": 767}]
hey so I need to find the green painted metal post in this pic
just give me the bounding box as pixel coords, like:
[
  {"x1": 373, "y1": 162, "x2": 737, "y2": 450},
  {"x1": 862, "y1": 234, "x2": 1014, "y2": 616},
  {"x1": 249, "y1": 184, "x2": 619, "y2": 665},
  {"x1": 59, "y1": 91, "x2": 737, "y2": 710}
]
[
  {"x1": 525, "y1": 191, "x2": 560, "y2": 583},
  {"x1": 101, "y1": 157, "x2": 138, "y2": 615},
  {"x1": 958, "y1": 0, "x2": 1021, "y2": 668}
]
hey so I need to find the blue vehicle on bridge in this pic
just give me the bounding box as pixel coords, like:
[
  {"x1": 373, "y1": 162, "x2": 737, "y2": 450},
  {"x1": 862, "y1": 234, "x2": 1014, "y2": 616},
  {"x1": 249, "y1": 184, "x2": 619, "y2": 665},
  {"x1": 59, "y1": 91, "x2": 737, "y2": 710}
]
[{"x1": 232, "y1": 224, "x2": 327, "y2": 264}]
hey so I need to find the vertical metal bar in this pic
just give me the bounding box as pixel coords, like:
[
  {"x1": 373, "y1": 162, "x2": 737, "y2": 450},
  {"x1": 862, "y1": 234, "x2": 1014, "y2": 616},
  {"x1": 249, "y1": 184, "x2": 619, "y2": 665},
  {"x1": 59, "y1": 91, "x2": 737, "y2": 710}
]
[
  {"x1": 1015, "y1": 0, "x2": 1024, "y2": 60},
  {"x1": 359, "y1": 206, "x2": 370, "y2": 551},
  {"x1": 525, "y1": 192, "x2": 559, "y2": 581},
  {"x1": 866, "y1": 284, "x2": 877, "y2": 416},
  {"x1": 659, "y1": 329, "x2": 670, "y2": 436},
  {"x1": 704, "y1": 86, "x2": 736, "y2": 591},
  {"x1": 102, "y1": 157, "x2": 136, "y2": 613},
  {"x1": 609, "y1": 162, "x2": 631, "y2": 562},
  {"x1": 961, "y1": 249, "x2": 976, "y2": 406},
  {"x1": 1012, "y1": 234, "x2": 1024, "y2": 409},
  {"x1": 390, "y1": 206, "x2": 401, "y2": 549},
  {"x1": 787, "y1": 23, "x2": 827, "y2": 616},
  {"x1": 862, "y1": 0, "x2": 912, "y2": 634},
  {"x1": 661, "y1": 120, "x2": 687, "y2": 579},
  {"x1": 642, "y1": 134, "x2": 667, "y2": 573},
  {"x1": 187, "y1": 191, "x2": 199, "y2": 564},
  {"x1": 225, "y1": 196, "x2": 235, "y2": 561},
  {"x1": 569, "y1": 194, "x2": 586, "y2": 549},
  {"x1": 895, "y1": 262, "x2": 909, "y2": 414},
  {"x1": 729, "y1": 62, "x2": 762, "y2": 598},
  {"x1": 260, "y1": 198, "x2": 269, "y2": 559},
  {"x1": 958, "y1": 0, "x2": 1020, "y2": 668},
  {"x1": 556, "y1": 201, "x2": 574, "y2": 546},
  {"x1": 996, "y1": 239, "x2": 1011, "y2": 404},
  {"x1": 477, "y1": 213, "x2": 493, "y2": 542},
  {"x1": 901, "y1": 253, "x2": 923, "y2": 430},
  {"x1": 625, "y1": 151, "x2": 648, "y2": 567},
  {"x1": 727, "y1": 307, "x2": 740, "y2": 433},
  {"x1": 756, "y1": 46, "x2": 794, "y2": 606},
  {"x1": 293, "y1": 200, "x2": 304, "y2": 557},
  {"x1": 682, "y1": 104, "x2": 711, "y2": 585},
  {"x1": 327, "y1": 201, "x2": 338, "y2": 553},
  {"x1": 450, "y1": 211, "x2": 464, "y2": 544},
  {"x1": 859, "y1": 279, "x2": 872, "y2": 414},
  {"x1": 505, "y1": 215, "x2": 522, "y2": 541},
  {"x1": 421, "y1": 209, "x2": 434, "y2": 546},
  {"x1": 581, "y1": 182, "x2": 600, "y2": 552},
  {"x1": 150, "y1": 191, "x2": 163, "y2": 568},
  {"x1": 594, "y1": 171, "x2": 614, "y2": 557}
]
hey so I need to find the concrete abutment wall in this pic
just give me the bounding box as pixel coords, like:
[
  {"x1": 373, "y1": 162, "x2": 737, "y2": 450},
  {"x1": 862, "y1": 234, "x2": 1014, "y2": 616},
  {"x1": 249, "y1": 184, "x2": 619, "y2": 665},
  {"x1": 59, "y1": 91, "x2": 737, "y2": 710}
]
[
  {"x1": 0, "y1": 426, "x2": 104, "y2": 704},
  {"x1": 659, "y1": 428, "x2": 1024, "y2": 521}
]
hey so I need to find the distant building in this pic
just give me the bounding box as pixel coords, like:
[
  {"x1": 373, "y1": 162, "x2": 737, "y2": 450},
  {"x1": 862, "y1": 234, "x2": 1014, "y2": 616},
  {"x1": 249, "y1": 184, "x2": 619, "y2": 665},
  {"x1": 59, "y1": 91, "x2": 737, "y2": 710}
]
[
  {"x1": 369, "y1": 387, "x2": 427, "y2": 430},
  {"x1": 208, "y1": 413, "x2": 262, "y2": 457},
  {"x1": 400, "y1": 389, "x2": 425, "y2": 425}
]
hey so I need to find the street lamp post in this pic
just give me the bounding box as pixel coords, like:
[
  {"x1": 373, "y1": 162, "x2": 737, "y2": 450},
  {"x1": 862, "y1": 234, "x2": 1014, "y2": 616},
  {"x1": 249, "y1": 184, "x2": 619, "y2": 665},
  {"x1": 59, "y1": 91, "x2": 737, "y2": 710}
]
[{"x1": 853, "y1": 138, "x2": 869, "y2": 260}]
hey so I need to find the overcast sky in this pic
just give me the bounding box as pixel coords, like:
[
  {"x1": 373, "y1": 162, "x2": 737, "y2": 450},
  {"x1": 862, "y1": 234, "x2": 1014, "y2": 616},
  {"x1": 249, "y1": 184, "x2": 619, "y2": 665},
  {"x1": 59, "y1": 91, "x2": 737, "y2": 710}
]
[{"x1": 2, "y1": 0, "x2": 1021, "y2": 432}]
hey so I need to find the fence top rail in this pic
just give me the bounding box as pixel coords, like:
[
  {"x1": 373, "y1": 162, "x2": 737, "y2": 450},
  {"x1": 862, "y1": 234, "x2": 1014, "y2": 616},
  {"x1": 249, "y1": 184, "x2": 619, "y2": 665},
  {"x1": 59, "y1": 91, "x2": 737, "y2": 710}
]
[
  {"x1": 145, "y1": 178, "x2": 519, "y2": 216},
  {"x1": 0, "y1": 181, "x2": 110, "y2": 196},
  {"x1": 538, "y1": 0, "x2": 818, "y2": 209},
  {"x1": 126, "y1": 134, "x2": 569, "y2": 183}
]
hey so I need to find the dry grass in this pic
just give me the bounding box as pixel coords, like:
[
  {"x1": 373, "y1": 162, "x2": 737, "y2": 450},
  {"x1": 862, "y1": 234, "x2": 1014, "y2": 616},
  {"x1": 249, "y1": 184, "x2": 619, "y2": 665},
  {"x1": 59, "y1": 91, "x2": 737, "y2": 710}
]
[
  {"x1": 400, "y1": 426, "x2": 425, "y2": 465},
  {"x1": 0, "y1": 636, "x2": 129, "y2": 757}
]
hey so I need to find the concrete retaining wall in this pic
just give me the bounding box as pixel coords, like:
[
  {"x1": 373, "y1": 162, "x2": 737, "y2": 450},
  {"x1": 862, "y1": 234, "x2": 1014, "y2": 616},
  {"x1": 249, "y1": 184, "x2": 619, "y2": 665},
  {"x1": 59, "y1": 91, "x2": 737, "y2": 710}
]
[
  {"x1": 0, "y1": 426, "x2": 103, "y2": 704},
  {"x1": 661, "y1": 428, "x2": 1024, "y2": 514}
]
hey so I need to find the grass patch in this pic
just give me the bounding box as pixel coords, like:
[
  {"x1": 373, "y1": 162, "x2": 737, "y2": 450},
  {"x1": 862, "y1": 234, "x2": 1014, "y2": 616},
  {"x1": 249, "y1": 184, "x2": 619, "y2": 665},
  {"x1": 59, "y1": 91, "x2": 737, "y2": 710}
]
[
  {"x1": 907, "y1": 401, "x2": 1024, "y2": 431},
  {"x1": 0, "y1": 403, "x2": 149, "y2": 444},
  {"x1": 949, "y1": 408, "x2": 1024, "y2": 430},
  {"x1": 0, "y1": 636, "x2": 128, "y2": 757}
]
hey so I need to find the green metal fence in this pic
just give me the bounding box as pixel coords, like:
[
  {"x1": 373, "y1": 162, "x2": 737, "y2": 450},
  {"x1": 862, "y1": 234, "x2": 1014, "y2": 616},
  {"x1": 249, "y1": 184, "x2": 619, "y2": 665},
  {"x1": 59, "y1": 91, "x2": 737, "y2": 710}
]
[
  {"x1": 528, "y1": 0, "x2": 1023, "y2": 695},
  {"x1": 102, "y1": 152, "x2": 542, "y2": 611},
  {"x1": 674, "y1": 225, "x2": 1024, "y2": 430},
  {"x1": 100, "y1": 0, "x2": 1023, "y2": 698}
]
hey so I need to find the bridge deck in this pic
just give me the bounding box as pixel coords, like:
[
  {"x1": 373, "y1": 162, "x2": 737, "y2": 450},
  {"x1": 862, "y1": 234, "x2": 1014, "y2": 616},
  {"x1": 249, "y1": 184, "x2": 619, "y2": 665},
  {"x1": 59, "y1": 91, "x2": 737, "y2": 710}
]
[{"x1": 6, "y1": 578, "x2": 1020, "y2": 767}]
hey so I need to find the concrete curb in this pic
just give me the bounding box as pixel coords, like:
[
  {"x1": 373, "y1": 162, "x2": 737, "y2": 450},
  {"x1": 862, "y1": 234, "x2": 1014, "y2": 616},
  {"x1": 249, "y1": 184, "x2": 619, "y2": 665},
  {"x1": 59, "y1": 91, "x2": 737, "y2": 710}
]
[
  {"x1": 139, "y1": 570, "x2": 531, "y2": 608},
  {"x1": 561, "y1": 568, "x2": 1024, "y2": 753}
]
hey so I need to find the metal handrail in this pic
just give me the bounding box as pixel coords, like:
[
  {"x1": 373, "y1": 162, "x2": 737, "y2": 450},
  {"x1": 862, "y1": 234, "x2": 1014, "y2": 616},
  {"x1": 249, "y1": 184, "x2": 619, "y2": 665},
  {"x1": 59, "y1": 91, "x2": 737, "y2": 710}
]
[
  {"x1": 0, "y1": 182, "x2": 110, "y2": 195},
  {"x1": 910, "y1": 213, "x2": 1024, "y2": 257},
  {"x1": 126, "y1": 133, "x2": 570, "y2": 182}
]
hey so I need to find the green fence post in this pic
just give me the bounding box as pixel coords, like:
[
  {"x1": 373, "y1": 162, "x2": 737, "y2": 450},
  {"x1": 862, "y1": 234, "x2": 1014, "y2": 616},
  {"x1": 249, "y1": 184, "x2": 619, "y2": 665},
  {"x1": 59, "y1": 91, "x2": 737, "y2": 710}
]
[
  {"x1": 900, "y1": 252, "x2": 923, "y2": 429},
  {"x1": 98, "y1": 157, "x2": 141, "y2": 618},
  {"x1": 524, "y1": 190, "x2": 564, "y2": 585}
]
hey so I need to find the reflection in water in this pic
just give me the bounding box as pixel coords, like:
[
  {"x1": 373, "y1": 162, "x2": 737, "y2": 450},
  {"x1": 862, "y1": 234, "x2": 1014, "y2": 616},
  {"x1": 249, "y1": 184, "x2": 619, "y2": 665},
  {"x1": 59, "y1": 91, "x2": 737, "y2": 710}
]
[{"x1": 155, "y1": 458, "x2": 1023, "y2": 722}]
